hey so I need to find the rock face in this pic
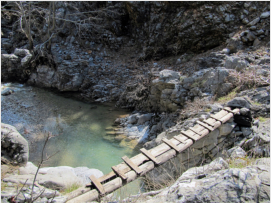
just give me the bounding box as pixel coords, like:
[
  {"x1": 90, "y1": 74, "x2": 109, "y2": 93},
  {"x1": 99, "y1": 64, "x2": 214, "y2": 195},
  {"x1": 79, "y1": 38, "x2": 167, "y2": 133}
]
[
  {"x1": 1, "y1": 123, "x2": 29, "y2": 165},
  {"x1": 1, "y1": 2, "x2": 270, "y2": 109},
  {"x1": 139, "y1": 157, "x2": 270, "y2": 203}
]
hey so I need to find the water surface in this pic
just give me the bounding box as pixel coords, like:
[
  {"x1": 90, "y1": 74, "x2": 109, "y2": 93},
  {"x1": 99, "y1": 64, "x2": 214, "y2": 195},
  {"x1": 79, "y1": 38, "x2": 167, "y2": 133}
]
[{"x1": 1, "y1": 83, "x2": 141, "y2": 174}]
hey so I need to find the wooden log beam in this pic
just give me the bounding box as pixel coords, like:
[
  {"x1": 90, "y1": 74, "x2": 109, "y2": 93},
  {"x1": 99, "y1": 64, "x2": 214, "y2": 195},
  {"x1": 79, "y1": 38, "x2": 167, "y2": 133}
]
[
  {"x1": 67, "y1": 149, "x2": 176, "y2": 203},
  {"x1": 67, "y1": 108, "x2": 240, "y2": 202}
]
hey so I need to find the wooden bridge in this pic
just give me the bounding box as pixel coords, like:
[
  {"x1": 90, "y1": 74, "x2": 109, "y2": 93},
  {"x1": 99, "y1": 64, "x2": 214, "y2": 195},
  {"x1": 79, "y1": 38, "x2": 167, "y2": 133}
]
[{"x1": 66, "y1": 107, "x2": 240, "y2": 202}]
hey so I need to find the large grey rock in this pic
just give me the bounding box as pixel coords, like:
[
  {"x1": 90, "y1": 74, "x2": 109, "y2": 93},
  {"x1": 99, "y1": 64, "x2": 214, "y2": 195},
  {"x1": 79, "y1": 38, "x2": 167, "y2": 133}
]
[
  {"x1": 19, "y1": 162, "x2": 38, "y2": 175},
  {"x1": 73, "y1": 167, "x2": 104, "y2": 185},
  {"x1": 158, "y1": 70, "x2": 180, "y2": 84},
  {"x1": 225, "y1": 56, "x2": 247, "y2": 71},
  {"x1": 1, "y1": 123, "x2": 29, "y2": 165},
  {"x1": 127, "y1": 114, "x2": 138, "y2": 124},
  {"x1": 227, "y1": 146, "x2": 246, "y2": 159},
  {"x1": 226, "y1": 97, "x2": 252, "y2": 109},
  {"x1": 3, "y1": 164, "x2": 103, "y2": 190},
  {"x1": 218, "y1": 122, "x2": 236, "y2": 136},
  {"x1": 14, "y1": 48, "x2": 32, "y2": 67},
  {"x1": 137, "y1": 114, "x2": 153, "y2": 125},
  {"x1": 142, "y1": 158, "x2": 270, "y2": 203}
]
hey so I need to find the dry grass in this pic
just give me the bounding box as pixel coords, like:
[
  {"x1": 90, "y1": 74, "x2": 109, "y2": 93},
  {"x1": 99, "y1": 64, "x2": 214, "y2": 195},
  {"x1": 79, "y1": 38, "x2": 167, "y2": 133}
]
[
  {"x1": 182, "y1": 97, "x2": 214, "y2": 114},
  {"x1": 229, "y1": 69, "x2": 270, "y2": 91},
  {"x1": 228, "y1": 157, "x2": 257, "y2": 169}
]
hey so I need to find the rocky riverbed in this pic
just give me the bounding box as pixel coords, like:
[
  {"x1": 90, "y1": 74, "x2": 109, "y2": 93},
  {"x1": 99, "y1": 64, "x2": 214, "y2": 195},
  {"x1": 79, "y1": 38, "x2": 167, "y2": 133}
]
[{"x1": 1, "y1": 1, "x2": 270, "y2": 202}]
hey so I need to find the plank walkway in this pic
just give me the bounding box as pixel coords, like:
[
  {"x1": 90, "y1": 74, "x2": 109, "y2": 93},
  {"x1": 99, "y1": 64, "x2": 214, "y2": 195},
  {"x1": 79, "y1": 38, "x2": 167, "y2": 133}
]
[{"x1": 66, "y1": 107, "x2": 240, "y2": 202}]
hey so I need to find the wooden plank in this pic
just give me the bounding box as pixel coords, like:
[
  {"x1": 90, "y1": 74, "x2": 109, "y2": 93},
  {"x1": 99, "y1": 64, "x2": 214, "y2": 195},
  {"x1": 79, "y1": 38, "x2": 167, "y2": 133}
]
[
  {"x1": 175, "y1": 134, "x2": 190, "y2": 143},
  {"x1": 202, "y1": 119, "x2": 216, "y2": 127},
  {"x1": 180, "y1": 130, "x2": 200, "y2": 141},
  {"x1": 173, "y1": 135, "x2": 186, "y2": 144},
  {"x1": 210, "y1": 115, "x2": 224, "y2": 122},
  {"x1": 89, "y1": 175, "x2": 105, "y2": 195},
  {"x1": 212, "y1": 110, "x2": 229, "y2": 120},
  {"x1": 140, "y1": 148, "x2": 160, "y2": 165},
  {"x1": 112, "y1": 166, "x2": 127, "y2": 180},
  {"x1": 122, "y1": 156, "x2": 143, "y2": 174},
  {"x1": 86, "y1": 171, "x2": 116, "y2": 187},
  {"x1": 197, "y1": 120, "x2": 214, "y2": 131},
  {"x1": 162, "y1": 138, "x2": 180, "y2": 152},
  {"x1": 189, "y1": 126, "x2": 205, "y2": 136},
  {"x1": 174, "y1": 135, "x2": 192, "y2": 144}
]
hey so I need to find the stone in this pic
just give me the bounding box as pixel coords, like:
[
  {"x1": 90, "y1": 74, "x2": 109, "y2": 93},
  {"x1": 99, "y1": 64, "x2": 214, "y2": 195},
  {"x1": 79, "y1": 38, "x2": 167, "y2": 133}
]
[
  {"x1": 241, "y1": 127, "x2": 253, "y2": 136},
  {"x1": 246, "y1": 31, "x2": 256, "y2": 41},
  {"x1": 227, "y1": 146, "x2": 246, "y2": 159},
  {"x1": 1, "y1": 123, "x2": 29, "y2": 165},
  {"x1": 145, "y1": 159, "x2": 270, "y2": 203},
  {"x1": 261, "y1": 11, "x2": 270, "y2": 19},
  {"x1": 226, "y1": 97, "x2": 252, "y2": 109},
  {"x1": 73, "y1": 167, "x2": 104, "y2": 185},
  {"x1": 221, "y1": 48, "x2": 230, "y2": 54},
  {"x1": 137, "y1": 114, "x2": 153, "y2": 125},
  {"x1": 1, "y1": 165, "x2": 9, "y2": 174},
  {"x1": 4, "y1": 165, "x2": 103, "y2": 191},
  {"x1": 178, "y1": 157, "x2": 229, "y2": 181},
  {"x1": 19, "y1": 162, "x2": 38, "y2": 175},
  {"x1": 127, "y1": 115, "x2": 138, "y2": 124},
  {"x1": 253, "y1": 38, "x2": 261, "y2": 47},
  {"x1": 176, "y1": 59, "x2": 181, "y2": 64},
  {"x1": 247, "y1": 17, "x2": 260, "y2": 26},
  {"x1": 14, "y1": 48, "x2": 31, "y2": 57},
  {"x1": 1, "y1": 88, "x2": 14, "y2": 96},
  {"x1": 240, "y1": 107, "x2": 251, "y2": 118},
  {"x1": 254, "y1": 158, "x2": 270, "y2": 166},
  {"x1": 218, "y1": 122, "x2": 236, "y2": 136},
  {"x1": 225, "y1": 56, "x2": 247, "y2": 71},
  {"x1": 159, "y1": 70, "x2": 180, "y2": 83}
]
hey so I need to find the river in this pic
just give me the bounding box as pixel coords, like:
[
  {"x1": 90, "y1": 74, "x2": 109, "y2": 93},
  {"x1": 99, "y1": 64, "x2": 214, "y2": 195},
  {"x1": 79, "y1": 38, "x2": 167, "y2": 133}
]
[{"x1": 1, "y1": 83, "x2": 143, "y2": 198}]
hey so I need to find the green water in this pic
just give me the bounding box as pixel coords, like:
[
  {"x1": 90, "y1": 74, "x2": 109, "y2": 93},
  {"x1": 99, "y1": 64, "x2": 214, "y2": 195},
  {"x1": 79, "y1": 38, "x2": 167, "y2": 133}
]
[{"x1": 1, "y1": 83, "x2": 143, "y2": 196}]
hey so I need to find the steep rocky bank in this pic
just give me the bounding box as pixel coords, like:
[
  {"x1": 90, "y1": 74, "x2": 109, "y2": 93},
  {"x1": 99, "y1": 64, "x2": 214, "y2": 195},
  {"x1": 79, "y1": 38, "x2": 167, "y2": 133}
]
[
  {"x1": 1, "y1": 1, "x2": 270, "y2": 110},
  {"x1": 1, "y1": 1, "x2": 270, "y2": 202}
]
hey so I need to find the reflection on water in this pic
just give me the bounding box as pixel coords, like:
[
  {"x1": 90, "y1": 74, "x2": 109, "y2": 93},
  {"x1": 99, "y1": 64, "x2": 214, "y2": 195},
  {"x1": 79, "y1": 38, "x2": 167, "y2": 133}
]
[{"x1": 1, "y1": 83, "x2": 143, "y2": 197}]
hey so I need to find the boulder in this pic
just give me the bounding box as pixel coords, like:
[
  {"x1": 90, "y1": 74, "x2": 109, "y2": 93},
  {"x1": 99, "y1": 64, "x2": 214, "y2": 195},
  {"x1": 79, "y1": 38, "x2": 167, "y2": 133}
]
[
  {"x1": 227, "y1": 146, "x2": 246, "y2": 159},
  {"x1": 1, "y1": 123, "x2": 29, "y2": 166},
  {"x1": 137, "y1": 114, "x2": 153, "y2": 125},
  {"x1": 144, "y1": 158, "x2": 270, "y2": 203},
  {"x1": 225, "y1": 56, "x2": 247, "y2": 71},
  {"x1": 3, "y1": 164, "x2": 104, "y2": 191},
  {"x1": 226, "y1": 97, "x2": 252, "y2": 109},
  {"x1": 158, "y1": 69, "x2": 180, "y2": 84},
  {"x1": 218, "y1": 122, "x2": 236, "y2": 136}
]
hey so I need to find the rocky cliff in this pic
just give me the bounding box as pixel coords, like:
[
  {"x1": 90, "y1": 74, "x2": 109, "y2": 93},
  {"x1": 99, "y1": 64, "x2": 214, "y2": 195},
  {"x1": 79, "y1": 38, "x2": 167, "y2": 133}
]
[{"x1": 1, "y1": 1, "x2": 270, "y2": 112}]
